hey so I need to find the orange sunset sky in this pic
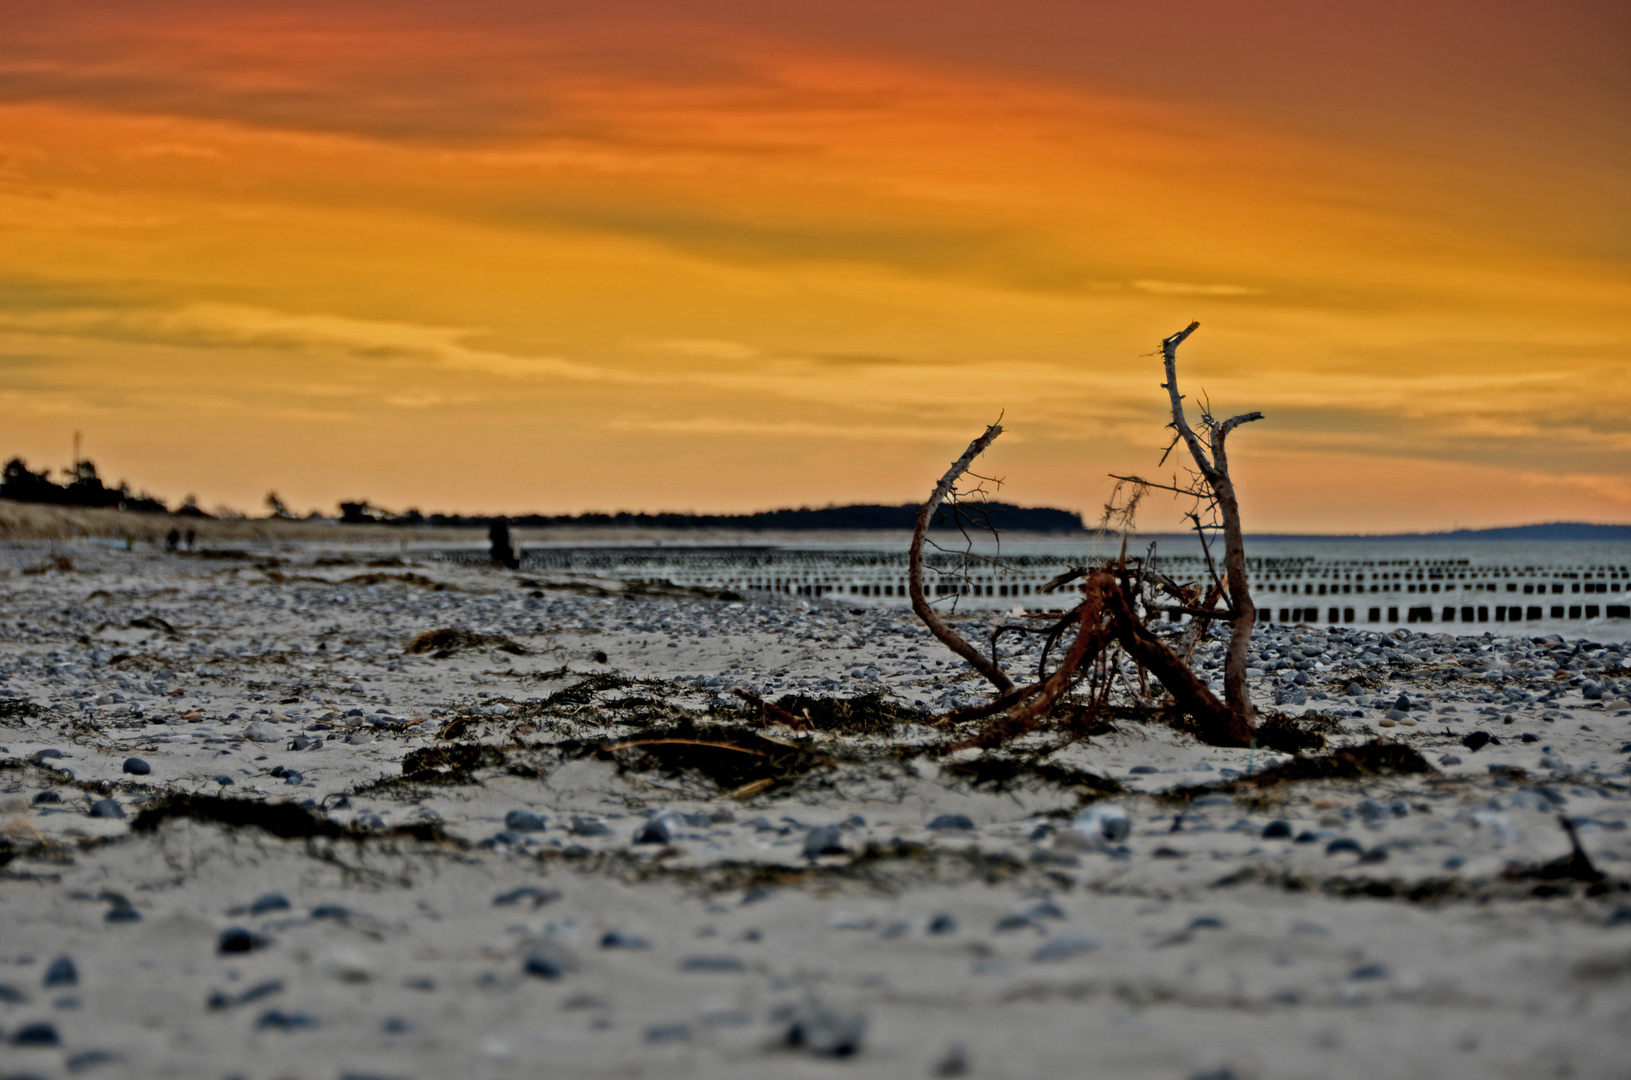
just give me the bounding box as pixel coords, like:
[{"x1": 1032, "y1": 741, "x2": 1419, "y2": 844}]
[{"x1": 1, "y1": 0, "x2": 1627, "y2": 531}]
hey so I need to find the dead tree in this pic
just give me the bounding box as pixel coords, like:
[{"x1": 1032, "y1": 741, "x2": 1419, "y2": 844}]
[
  {"x1": 1119, "y1": 321, "x2": 1263, "y2": 727},
  {"x1": 906, "y1": 323, "x2": 1262, "y2": 749}
]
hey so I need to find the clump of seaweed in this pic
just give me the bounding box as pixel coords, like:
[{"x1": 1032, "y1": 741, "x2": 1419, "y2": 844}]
[
  {"x1": 768, "y1": 691, "x2": 932, "y2": 736},
  {"x1": 406, "y1": 628, "x2": 527, "y2": 658}
]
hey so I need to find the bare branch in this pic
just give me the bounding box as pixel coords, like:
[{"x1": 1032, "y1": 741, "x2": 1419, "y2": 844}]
[
  {"x1": 1161, "y1": 321, "x2": 1219, "y2": 483},
  {"x1": 909, "y1": 423, "x2": 1015, "y2": 693}
]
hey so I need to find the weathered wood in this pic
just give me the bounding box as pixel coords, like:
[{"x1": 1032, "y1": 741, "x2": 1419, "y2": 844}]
[
  {"x1": 908, "y1": 423, "x2": 1015, "y2": 694},
  {"x1": 1159, "y1": 324, "x2": 1262, "y2": 728}
]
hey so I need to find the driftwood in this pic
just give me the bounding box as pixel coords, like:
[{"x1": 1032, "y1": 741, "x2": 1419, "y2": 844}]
[
  {"x1": 1158, "y1": 322, "x2": 1262, "y2": 725},
  {"x1": 907, "y1": 324, "x2": 1263, "y2": 750},
  {"x1": 907, "y1": 423, "x2": 1015, "y2": 694}
]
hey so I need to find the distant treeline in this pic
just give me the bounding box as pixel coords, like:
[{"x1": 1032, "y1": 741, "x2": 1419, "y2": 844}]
[
  {"x1": 338, "y1": 500, "x2": 1086, "y2": 532},
  {"x1": 1, "y1": 457, "x2": 180, "y2": 515}
]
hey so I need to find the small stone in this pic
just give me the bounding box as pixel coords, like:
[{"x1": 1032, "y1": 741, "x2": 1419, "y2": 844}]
[
  {"x1": 88, "y1": 798, "x2": 124, "y2": 819},
  {"x1": 1395, "y1": 693, "x2": 1412, "y2": 711},
  {"x1": 1128, "y1": 765, "x2": 1159, "y2": 775},
  {"x1": 569, "y1": 816, "x2": 614, "y2": 837},
  {"x1": 522, "y1": 938, "x2": 578, "y2": 980},
  {"x1": 503, "y1": 809, "x2": 547, "y2": 832},
  {"x1": 632, "y1": 813, "x2": 675, "y2": 845},
  {"x1": 32, "y1": 791, "x2": 61, "y2": 804},
  {"x1": 105, "y1": 902, "x2": 141, "y2": 923},
  {"x1": 1031, "y1": 930, "x2": 1101, "y2": 963},
  {"x1": 1439, "y1": 755, "x2": 1462, "y2": 766},
  {"x1": 33, "y1": 748, "x2": 64, "y2": 761},
  {"x1": 206, "y1": 979, "x2": 284, "y2": 1011},
  {"x1": 1462, "y1": 731, "x2": 1493, "y2": 752},
  {"x1": 249, "y1": 893, "x2": 292, "y2": 914},
  {"x1": 218, "y1": 926, "x2": 270, "y2": 954},
  {"x1": 599, "y1": 930, "x2": 650, "y2": 949},
  {"x1": 927, "y1": 914, "x2": 958, "y2": 935},
  {"x1": 1325, "y1": 837, "x2": 1364, "y2": 856},
  {"x1": 10, "y1": 1020, "x2": 60, "y2": 1046},
  {"x1": 65, "y1": 1049, "x2": 124, "y2": 1073},
  {"x1": 244, "y1": 722, "x2": 280, "y2": 742},
  {"x1": 492, "y1": 886, "x2": 558, "y2": 908},
  {"x1": 645, "y1": 1022, "x2": 692, "y2": 1044},
  {"x1": 1071, "y1": 804, "x2": 1131, "y2": 845},
  {"x1": 803, "y1": 825, "x2": 846, "y2": 858},
  {"x1": 0, "y1": 983, "x2": 26, "y2": 1004},
  {"x1": 933, "y1": 1044, "x2": 971, "y2": 1077},
  {"x1": 784, "y1": 1000, "x2": 867, "y2": 1058},
  {"x1": 1602, "y1": 906, "x2": 1631, "y2": 928},
  {"x1": 1261, "y1": 820, "x2": 1292, "y2": 839},
  {"x1": 310, "y1": 904, "x2": 349, "y2": 920},
  {"x1": 121, "y1": 757, "x2": 151, "y2": 775},
  {"x1": 1274, "y1": 686, "x2": 1308, "y2": 706},
  {"x1": 43, "y1": 955, "x2": 78, "y2": 988},
  {"x1": 927, "y1": 813, "x2": 974, "y2": 832},
  {"x1": 678, "y1": 955, "x2": 745, "y2": 973},
  {"x1": 255, "y1": 1008, "x2": 320, "y2": 1031},
  {"x1": 1348, "y1": 962, "x2": 1390, "y2": 980}
]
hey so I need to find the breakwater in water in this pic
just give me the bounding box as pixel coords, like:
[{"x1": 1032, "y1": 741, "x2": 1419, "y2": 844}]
[{"x1": 434, "y1": 533, "x2": 1631, "y2": 640}]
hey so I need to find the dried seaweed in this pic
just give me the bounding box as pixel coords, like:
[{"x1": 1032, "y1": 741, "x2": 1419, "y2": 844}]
[{"x1": 405, "y1": 628, "x2": 527, "y2": 658}]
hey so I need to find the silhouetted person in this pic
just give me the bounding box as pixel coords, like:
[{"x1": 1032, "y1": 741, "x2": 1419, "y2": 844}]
[
  {"x1": 165, "y1": 527, "x2": 181, "y2": 552},
  {"x1": 184, "y1": 528, "x2": 196, "y2": 551},
  {"x1": 489, "y1": 518, "x2": 519, "y2": 570}
]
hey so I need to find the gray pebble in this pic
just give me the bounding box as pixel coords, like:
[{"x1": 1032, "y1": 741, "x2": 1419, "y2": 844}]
[
  {"x1": 121, "y1": 757, "x2": 151, "y2": 775},
  {"x1": 927, "y1": 813, "x2": 975, "y2": 831},
  {"x1": 255, "y1": 1008, "x2": 320, "y2": 1031},
  {"x1": 644, "y1": 1022, "x2": 692, "y2": 1044},
  {"x1": 632, "y1": 814, "x2": 674, "y2": 845},
  {"x1": 88, "y1": 798, "x2": 124, "y2": 819},
  {"x1": 218, "y1": 926, "x2": 270, "y2": 954},
  {"x1": 10, "y1": 1020, "x2": 60, "y2": 1046},
  {"x1": 105, "y1": 901, "x2": 141, "y2": 923},
  {"x1": 1031, "y1": 930, "x2": 1100, "y2": 963},
  {"x1": 503, "y1": 809, "x2": 547, "y2": 832},
  {"x1": 43, "y1": 955, "x2": 77, "y2": 988},
  {"x1": 243, "y1": 722, "x2": 280, "y2": 743},
  {"x1": 783, "y1": 1000, "x2": 866, "y2": 1058},
  {"x1": 569, "y1": 815, "x2": 614, "y2": 837},
  {"x1": 492, "y1": 886, "x2": 558, "y2": 908},
  {"x1": 803, "y1": 825, "x2": 846, "y2": 858},
  {"x1": 600, "y1": 930, "x2": 650, "y2": 949},
  {"x1": 522, "y1": 938, "x2": 578, "y2": 980},
  {"x1": 31, "y1": 790, "x2": 61, "y2": 804},
  {"x1": 65, "y1": 1049, "x2": 124, "y2": 1073},
  {"x1": 249, "y1": 893, "x2": 291, "y2": 914}
]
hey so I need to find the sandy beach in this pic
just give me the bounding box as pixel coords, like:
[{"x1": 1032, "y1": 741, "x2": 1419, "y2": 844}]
[{"x1": 3, "y1": 536, "x2": 1630, "y2": 1080}]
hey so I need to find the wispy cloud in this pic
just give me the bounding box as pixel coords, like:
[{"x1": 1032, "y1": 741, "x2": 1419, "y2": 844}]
[
  {"x1": 0, "y1": 302, "x2": 627, "y2": 384},
  {"x1": 1130, "y1": 279, "x2": 1265, "y2": 296}
]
